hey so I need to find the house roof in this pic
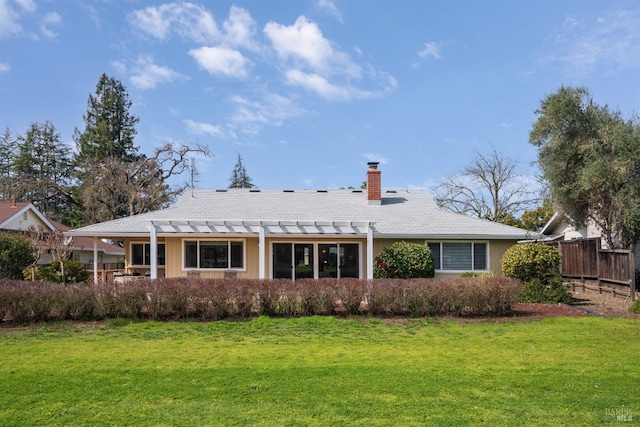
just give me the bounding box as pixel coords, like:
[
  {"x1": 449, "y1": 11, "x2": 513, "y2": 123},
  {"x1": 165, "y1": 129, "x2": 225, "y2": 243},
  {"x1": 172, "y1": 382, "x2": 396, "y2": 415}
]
[
  {"x1": 0, "y1": 201, "x2": 56, "y2": 231},
  {"x1": 48, "y1": 219, "x2": 124, "y2": 256},
  {"x1": 0, "y1": 202, "x2": 123, "y2": 256},
  {"x1": 67, "y1": 189, "x2": 534, "y2": 240}
]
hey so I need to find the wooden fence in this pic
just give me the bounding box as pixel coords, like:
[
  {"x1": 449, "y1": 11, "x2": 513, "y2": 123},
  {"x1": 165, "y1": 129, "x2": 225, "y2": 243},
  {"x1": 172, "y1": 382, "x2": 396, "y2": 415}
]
[{"x1": 547, "y1": 238, "x2": 636, "y2": 301}]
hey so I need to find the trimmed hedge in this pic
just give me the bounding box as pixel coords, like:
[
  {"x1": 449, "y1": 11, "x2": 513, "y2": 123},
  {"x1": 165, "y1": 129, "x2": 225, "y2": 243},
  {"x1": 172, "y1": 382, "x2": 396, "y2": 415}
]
[{"x1": 0, "y1": 277, "x2": 522, "y2": 324}]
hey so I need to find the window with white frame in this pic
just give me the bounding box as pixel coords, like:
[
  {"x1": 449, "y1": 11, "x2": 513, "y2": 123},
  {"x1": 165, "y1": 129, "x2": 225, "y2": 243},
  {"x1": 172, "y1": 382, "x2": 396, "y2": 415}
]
[
  {"x1": 427, "y1": 242, "x2": 487, "y2": 271},
  {"x1": 184, "y1": 240, "x2": 244, "y2": 270},
  {"x1": 130, "y1": 243, "x2": 165, "y2": 266}
]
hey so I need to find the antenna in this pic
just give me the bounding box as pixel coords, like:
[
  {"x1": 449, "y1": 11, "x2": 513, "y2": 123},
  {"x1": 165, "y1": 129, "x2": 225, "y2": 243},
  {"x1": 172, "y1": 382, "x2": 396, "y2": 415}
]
[{"x1": 190, "y1": 158, "x2": 200, "y2": 197}]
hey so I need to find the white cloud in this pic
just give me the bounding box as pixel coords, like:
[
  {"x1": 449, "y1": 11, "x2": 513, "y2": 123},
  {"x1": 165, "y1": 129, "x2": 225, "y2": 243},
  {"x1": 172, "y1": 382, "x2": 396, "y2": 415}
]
[
  {"x1": 129, "y1": 55, "x2": 186, "y2": 89},
  {"x1": 230, "y1": 92, "x2": 306, "y2": 134},
  {"x1": 264, "y1": 15, "x2": 394, "y2": 102},
  {"x1": 542, "y1": 8, "x2": 640, "y2": 76},
  {"x1": 184, "y1": 119, "x2": 224, "y2": 137},
  {"x1": 39, "y1": 11, "x2": 61, "y2": 39},
  {"x1": 315, "y1": 0, "x2": 343, "y2": 23},
  {"x1": 0, "y1": 0, "x2": 36, "y2": 38},
  {"x1": 189, "y1": 46, "x2": 250, "y2": 78},
  {"x1": 286, "y1": 68, "x2": 397, "y2": 101},
  {"x1": 264, "y1": 16, "x2": 338, "y2": 73},
  {"x1": 222, "y1": 6, "x2": 257, "y2": 50},
  {"x1": 0, "y1": 62, "x2": 9, "y2": 73},
  {"x1": 128, "y1": 2, "x2": 219, "y2": 43},
  {"x1": 418, "y1": 41, "x2": 442, "y2": 59}
]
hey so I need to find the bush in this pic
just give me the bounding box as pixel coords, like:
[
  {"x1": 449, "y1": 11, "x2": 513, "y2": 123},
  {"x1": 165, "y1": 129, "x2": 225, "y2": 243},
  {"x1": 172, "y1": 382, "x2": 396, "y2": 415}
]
[
  {"x1": 629, "y1": 298, "x2": 640, "y2": 314},
  {"x1": 0, "y1": 233, "x2": 36, "y2": 280},
  {"x1": 374, "y1": 241, "x2": 435, "y2": 279},
  {"x1": 519, "y1": 276, "x2": 571, "y2": 304},
  {"x1": 0, "y1": 277, "x2": 523, "y2": 324},
  {"x1": 23, "y1": 260, "x2": 90, "y2": 283},
  {"x1": 501, "y1": 243, "x2": 561, "y2": 282}
]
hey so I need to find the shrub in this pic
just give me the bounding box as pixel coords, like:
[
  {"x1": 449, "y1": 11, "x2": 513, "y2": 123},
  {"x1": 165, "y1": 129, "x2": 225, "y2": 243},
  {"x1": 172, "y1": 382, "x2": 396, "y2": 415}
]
[
  {"x1": 0, "y1": 277, "x2": 523, "y2": 324},
  {"x1": 519, "y1": 276, "x2": 571, "y2": 304},
  {"x1": 374, "y1": 241, "x2": 435, "y2": 279},
  {"x1": 24, "y1": 260, "x2": 90, "y2": 283},
  {"x1": 501, "y1": 243, "x2": 562, "y2": 282},
  {"x1": 0, "y1": 233, "x2": 36, "y2": 280},
  {"x1": 629, "y1": 299, "x2": 640, "y2": 314}
]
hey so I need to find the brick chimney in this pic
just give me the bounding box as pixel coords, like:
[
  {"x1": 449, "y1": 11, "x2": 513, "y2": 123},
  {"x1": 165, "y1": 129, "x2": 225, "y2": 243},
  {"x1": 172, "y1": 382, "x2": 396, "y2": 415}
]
[{"x1": 366, "y1": 162, "x2": 381, "y2": 205}]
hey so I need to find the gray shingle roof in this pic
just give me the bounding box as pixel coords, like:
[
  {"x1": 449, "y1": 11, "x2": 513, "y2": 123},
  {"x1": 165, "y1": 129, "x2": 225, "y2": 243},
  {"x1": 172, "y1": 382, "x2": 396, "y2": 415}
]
[{"x1": 67, "y1": 189, "x2": 533, "y2": 240}]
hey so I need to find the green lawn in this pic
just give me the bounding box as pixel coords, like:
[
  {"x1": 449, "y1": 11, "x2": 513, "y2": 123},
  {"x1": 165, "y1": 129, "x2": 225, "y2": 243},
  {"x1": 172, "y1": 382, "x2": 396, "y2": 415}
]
[{"x1": 1, "y1": 316, "x2": 639, "y2": 426}]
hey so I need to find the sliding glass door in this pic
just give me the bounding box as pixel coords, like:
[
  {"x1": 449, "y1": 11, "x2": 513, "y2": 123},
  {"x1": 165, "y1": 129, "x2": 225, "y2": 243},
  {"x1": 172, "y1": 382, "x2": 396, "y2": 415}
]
[
  {"x1": 274, "y1": 242, "x2": 360, "y2": 280},
  {"x1": 272, "y1": 243, "x2": 314, "y2": 280}
]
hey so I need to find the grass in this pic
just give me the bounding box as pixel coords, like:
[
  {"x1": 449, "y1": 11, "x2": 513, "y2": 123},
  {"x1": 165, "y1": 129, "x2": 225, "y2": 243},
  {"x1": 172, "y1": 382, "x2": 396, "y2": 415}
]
[{"x1": 0, "y1": 316, "x2": 639, "y2": 426}]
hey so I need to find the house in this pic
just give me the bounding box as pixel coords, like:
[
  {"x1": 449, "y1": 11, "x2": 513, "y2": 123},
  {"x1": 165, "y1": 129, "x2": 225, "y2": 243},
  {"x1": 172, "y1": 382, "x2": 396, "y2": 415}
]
[
  {"x1": 540, "y1": 211, "x2": 640, "y2": 268},
  {"x1": 0, "y1": 201, "x2": 124, "y2": 267},
  {"x1": 66, "y1": 163, "x2": 534, "y2": 282}
]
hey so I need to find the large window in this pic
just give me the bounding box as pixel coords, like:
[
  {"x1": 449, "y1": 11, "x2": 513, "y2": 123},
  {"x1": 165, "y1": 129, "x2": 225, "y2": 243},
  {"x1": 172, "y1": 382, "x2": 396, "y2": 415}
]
[
  {"x1": 131, "y1": 243, "x2": 165, "y2": 266},
  {"x1": 427, "y1": 242, "x2": 487, "y2": 271},
  {"x1": 184, "y1": 240, "x2": 244, "y2": 270}
]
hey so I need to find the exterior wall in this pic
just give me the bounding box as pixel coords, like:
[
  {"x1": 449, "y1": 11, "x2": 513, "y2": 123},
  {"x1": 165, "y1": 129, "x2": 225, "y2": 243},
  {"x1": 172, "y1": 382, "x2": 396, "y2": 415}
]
[
  {"x1": 2, "y1": 209, "x2": 50, "y2": 232},
  {"x1": 121, "y1": 235, "x2": 519, "y2": 280},
  {"x1": 374, "y1": 238, "x2": 517, "y2": 278}
]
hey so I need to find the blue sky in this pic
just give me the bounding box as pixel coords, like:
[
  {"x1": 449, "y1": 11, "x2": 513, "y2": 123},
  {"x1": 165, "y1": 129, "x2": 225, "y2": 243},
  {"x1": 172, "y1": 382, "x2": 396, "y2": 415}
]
[{"x1": 1, "y1": 0, "x2": 639, "y2": 192}]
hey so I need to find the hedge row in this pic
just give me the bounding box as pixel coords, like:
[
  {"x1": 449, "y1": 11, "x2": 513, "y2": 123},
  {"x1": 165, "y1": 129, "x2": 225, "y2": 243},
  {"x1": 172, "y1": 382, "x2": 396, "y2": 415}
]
[{"x1": 0, "y1": 277, "x2": 522, "y2": 324}]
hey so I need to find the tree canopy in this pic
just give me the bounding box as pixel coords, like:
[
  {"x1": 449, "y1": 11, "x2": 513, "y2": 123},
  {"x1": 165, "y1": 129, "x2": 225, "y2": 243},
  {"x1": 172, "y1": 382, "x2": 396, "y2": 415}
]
[
  {"x1": 529, "y1": 86, "x2": 640, "y2": 249},
  {"x1": 433, "y1": 147, "x2": 540, "y2": 224}
]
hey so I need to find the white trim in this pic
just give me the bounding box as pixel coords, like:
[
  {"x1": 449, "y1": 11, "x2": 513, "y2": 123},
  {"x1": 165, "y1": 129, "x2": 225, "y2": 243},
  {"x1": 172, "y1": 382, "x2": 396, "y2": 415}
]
[
  {"x1": 367, "y1": 226, "x2": 373, "y2": 280},
  {"x1": 258, "y1": 226, "x2": 265, "y2": 279},
  {"x1": 93, "y1": 238, "x2": 99, "y2": 284},
  {"x1": 149, "y1": 225, "x2": 157, "y2": 280}
]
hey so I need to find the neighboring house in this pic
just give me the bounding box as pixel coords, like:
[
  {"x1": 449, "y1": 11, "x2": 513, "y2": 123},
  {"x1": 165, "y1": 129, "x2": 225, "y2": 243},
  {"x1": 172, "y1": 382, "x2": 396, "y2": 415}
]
[
  {"x1": 539, "y1": 211, "x2": 640, "y2": 268},
  {"x1": 66, "y1": 163, "x2": 534, "y2": 282},
  {"x1": 0, "y1": 201, "x2": 124, "y2": 266}
]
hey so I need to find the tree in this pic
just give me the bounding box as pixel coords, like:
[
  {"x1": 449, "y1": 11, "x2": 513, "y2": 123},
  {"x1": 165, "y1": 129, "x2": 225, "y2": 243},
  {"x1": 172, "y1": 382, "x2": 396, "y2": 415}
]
[
  {"x1": 529, "y1": 86, "x2": 640, "y2": 249},
  {"x1": 229, "y1": 154, "x2": 255, "y2": 188},
  {"x1": 0, "y1": 128, "x2": 18, "y2": 201},
  {"x1": 433, "y1": 147, "x2": 540, "y2": 224},
  {"x1": 13, "y1": 121, "x2": 73, "y2": 222},
  {"x1": 0, "y1": 232, "x2": 36, "y2": 280},
  {"x1": 79, "y1": 142, "x2": 210, "y2": 224},
  {"x1": 73, "y1": 73, "x2": 140, "y2": 165}
]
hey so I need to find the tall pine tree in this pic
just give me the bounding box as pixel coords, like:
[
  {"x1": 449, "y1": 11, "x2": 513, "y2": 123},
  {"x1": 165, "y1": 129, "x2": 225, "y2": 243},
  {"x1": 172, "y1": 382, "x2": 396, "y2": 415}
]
[
  {"x1": 73, "y1": 73, "x2": 140, "y2": 165},
  {"x1": 229, "y1": 154, "x2": 255, "y2": 188},
  {"x1": 13, "y1": 121, "x2": 73, "y2": 222}
]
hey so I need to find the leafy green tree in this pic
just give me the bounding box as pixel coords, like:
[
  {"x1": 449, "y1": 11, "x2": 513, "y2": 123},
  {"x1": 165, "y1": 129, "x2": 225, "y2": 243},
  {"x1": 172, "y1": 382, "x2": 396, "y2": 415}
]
[
  {"x1": 0, "y1": 232, "x2": 36, "y2": 280},
  {"x1": 433, "y1": 147, "x2": 540, "y2": 224},
  {"x1": 374, "y1": 241, "x2": 435, "y2": 278},
  {"x1": 13, "y1": 121, "x2": 73, "y2": 222},
  {"x1": 229, "y1": 154, "x2": 255, "y2": 188},
  {"x1": 529, "y1": 86, "x2": 640, "y2": 249},
  {"x1": 73, "y1": 73, "x2": 140, "y2": 165}
]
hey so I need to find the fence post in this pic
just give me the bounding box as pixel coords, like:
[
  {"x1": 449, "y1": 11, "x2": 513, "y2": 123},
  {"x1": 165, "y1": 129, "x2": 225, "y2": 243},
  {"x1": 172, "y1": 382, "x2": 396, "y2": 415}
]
[{"x1": 629, "y1": 251, "x2": 636, "y2": 302}]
